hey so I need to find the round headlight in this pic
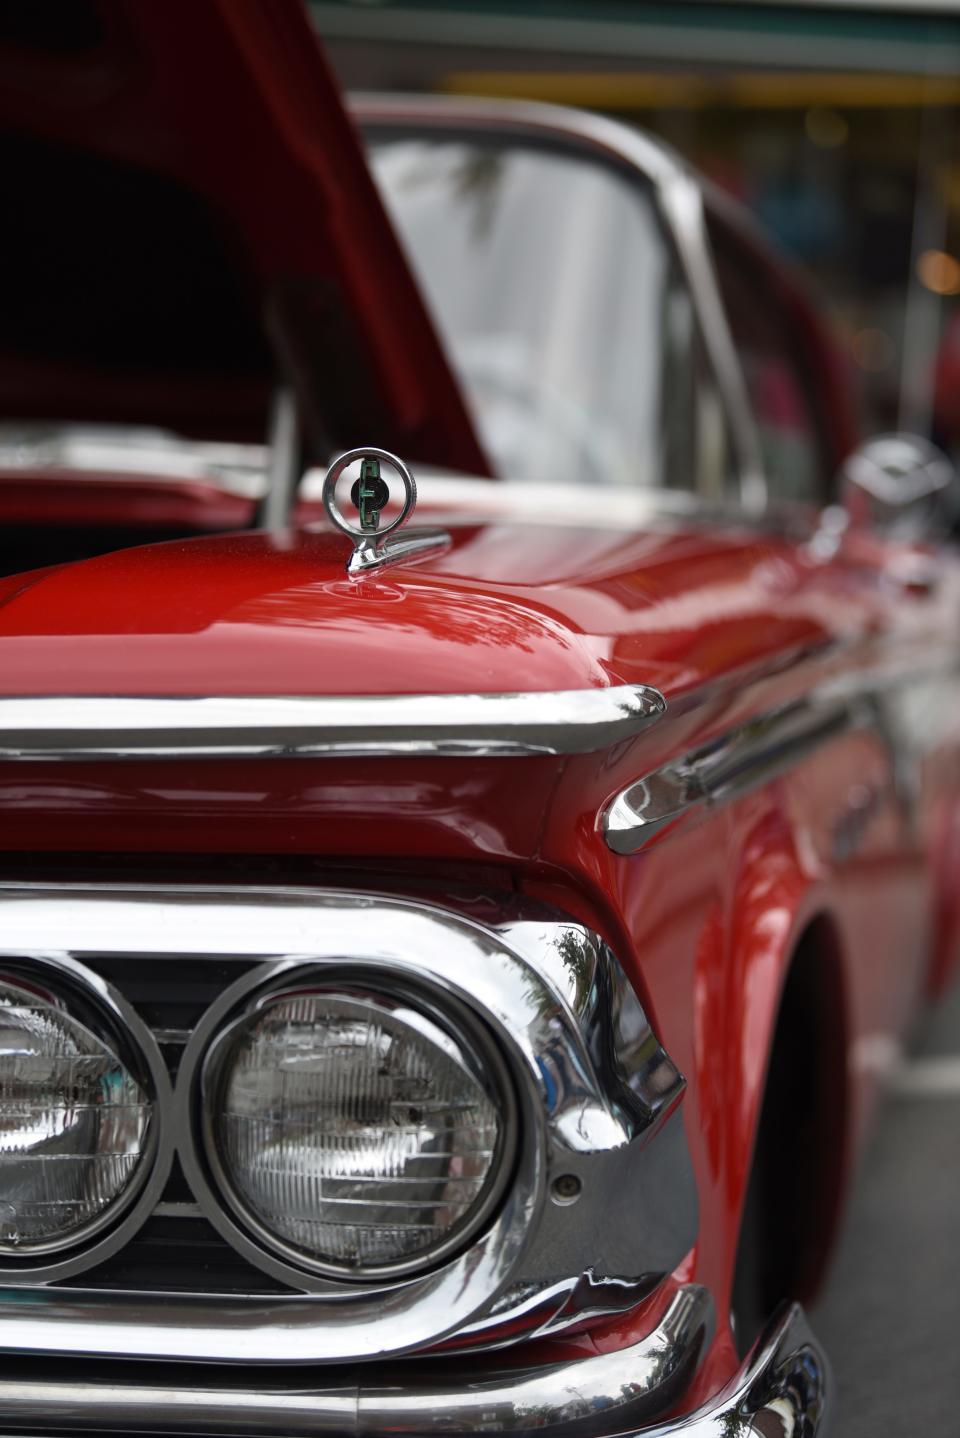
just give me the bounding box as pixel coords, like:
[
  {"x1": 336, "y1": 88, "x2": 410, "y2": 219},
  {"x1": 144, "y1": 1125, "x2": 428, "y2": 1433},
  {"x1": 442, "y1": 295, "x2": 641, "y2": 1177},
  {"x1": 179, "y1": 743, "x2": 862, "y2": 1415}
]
[
  {"x1": 201, "y1": 982, "x2": 514, "y2": 1278},
  {"x1": 0, "y1": 971, "x2": 156, "y2": 1255}
]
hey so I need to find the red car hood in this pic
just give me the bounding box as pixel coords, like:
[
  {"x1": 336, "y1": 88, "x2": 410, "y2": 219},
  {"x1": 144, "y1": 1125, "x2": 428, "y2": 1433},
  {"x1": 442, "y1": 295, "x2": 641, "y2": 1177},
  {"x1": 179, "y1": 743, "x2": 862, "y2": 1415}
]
[
  {"x1": 0, "y1": 0, "x2": 487, "y2": 476},
  {"x1": 0, "y1": 519, "x2": 873, "y2": 701}
]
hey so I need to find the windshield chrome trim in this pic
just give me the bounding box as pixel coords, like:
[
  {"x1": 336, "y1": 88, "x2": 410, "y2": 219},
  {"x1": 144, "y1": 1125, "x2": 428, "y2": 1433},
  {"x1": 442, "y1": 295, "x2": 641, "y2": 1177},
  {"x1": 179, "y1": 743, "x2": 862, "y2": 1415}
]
[{"x1": 0, "y1": 686, "x2": 666, "y2": 761}]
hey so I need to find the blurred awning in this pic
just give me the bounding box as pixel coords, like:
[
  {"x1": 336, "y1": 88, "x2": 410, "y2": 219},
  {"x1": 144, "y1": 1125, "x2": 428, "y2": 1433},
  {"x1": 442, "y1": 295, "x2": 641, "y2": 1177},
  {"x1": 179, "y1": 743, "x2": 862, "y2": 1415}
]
[{"x1": 311, "y1": 1, "x2": 960, "y2": 79}]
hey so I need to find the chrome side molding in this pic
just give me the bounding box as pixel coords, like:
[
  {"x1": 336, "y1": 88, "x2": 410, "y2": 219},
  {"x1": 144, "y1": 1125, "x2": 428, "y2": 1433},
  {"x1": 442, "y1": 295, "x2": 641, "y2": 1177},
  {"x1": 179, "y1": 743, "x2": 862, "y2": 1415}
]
[
  {"x1": 0, "y1": 687, "x2": 666, "y2": 761},
  {"x1": 605, "y1": 697, "x2": 855, "y2": 853},
  {"x1": 0, "y1": 1286, "x2": 711, "y2": 1435}
]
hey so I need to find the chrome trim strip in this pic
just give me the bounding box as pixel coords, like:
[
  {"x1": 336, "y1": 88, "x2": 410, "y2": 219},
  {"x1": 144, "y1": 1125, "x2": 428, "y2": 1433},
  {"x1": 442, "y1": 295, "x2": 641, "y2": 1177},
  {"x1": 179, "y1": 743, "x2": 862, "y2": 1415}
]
[
  {"x1": 0, "y1": 884, "x2": 696, "y2": 1362},
  {"x1": 260, "y1": 389, "x2": 301, "y2": 533},
  {"x1": 0, "y1": 1285, "x2": 711, "y2": 1435},
  {"x1": 0, "y1": 415, "x2": 807, "y2": 539},
  {"x1": 0, "y1": 687, "x2": 666, "y2": 761},
  {"x1": 605, "y1": 697, "x2": 856, "y2": 853},
  {"x1": 649, "y1": 1302, "x2": 831, "y2": 1436},
  {"x1": 655, "y1": 172, "x2": 765, "y2": 511},
  {"x1": 0, "y1": 424, "x2": 267, "y2": 497}
]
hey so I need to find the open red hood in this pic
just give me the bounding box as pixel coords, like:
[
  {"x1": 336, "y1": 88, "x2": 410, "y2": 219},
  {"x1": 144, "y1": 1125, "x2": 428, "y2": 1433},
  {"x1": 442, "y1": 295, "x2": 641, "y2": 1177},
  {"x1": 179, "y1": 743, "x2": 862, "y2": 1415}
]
[{"x1": 0, "y1": 0, "x2": 489, "y2": 475}]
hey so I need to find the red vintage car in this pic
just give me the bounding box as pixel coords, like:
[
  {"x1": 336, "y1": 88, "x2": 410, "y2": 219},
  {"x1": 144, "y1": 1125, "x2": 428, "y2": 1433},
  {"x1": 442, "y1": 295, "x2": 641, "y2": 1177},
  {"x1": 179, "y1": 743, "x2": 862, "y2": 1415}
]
[{"x1": 0, "y1": 3, "x2": 956, "y2": 1435}]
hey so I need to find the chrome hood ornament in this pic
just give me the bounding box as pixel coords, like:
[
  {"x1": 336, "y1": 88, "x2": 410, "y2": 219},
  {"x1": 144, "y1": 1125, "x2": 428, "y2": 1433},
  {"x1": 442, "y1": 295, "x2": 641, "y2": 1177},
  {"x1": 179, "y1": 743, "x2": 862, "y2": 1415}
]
[{"x1": 322, "y1": 446, "x2": 448, "y2": 576}]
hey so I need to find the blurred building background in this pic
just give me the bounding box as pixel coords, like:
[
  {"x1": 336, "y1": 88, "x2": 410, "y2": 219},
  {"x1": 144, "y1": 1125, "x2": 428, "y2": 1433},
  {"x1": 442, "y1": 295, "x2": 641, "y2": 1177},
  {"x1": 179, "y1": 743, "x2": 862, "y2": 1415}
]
[{"x1": 312, "y1": 0, "x2": 960, "y2": 456}]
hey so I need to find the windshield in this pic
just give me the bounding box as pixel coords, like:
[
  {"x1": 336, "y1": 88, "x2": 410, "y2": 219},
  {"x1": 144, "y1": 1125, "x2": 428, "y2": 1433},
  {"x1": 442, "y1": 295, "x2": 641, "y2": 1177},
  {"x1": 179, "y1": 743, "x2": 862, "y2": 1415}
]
[{"x1": 369, "y1": 136, "x2": 694, "y2": 489}]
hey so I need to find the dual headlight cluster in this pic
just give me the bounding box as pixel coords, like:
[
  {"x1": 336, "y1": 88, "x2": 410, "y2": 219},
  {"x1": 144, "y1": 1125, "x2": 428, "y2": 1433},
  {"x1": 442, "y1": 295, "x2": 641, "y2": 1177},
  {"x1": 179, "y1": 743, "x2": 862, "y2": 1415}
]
[{"x1": 0, "y1": 961, "x2": 514, "y2": 1282}]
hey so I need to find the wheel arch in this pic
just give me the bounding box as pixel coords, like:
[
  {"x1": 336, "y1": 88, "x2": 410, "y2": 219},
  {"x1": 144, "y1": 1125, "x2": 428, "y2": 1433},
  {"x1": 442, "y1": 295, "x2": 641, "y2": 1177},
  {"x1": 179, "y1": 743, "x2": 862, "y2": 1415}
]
[{"x1": 730, "y1": 907, "x2": 851, "y2": 1353}]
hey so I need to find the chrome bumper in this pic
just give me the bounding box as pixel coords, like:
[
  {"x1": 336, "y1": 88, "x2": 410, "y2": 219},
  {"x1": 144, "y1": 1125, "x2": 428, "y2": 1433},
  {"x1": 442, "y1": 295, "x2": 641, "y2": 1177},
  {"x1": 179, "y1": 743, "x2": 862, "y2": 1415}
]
[
  {"x1": 0, "y1": 1296, "x2": 829, "y2": 1437},
  {"x1": 652, "y1": 1302, "x2": 832, "y2": 1437}
]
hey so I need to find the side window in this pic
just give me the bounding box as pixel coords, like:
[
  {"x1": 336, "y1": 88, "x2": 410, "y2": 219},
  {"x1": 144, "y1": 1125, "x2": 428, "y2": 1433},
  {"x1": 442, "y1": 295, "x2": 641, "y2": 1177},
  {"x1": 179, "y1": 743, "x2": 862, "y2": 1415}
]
[{"x1": 707, "y1": 218, "x2": 828, "y2": 504}]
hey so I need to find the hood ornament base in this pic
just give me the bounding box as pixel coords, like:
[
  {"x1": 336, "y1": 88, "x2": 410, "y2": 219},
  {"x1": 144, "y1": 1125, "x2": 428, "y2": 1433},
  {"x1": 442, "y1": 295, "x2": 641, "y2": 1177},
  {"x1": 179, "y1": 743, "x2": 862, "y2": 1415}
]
[
  {"x1": 322, "y1": 447, "x2": 449, "y2": 576},
  {"x1": 346, "y1": 527, "x2": 452, "y2": 576}
]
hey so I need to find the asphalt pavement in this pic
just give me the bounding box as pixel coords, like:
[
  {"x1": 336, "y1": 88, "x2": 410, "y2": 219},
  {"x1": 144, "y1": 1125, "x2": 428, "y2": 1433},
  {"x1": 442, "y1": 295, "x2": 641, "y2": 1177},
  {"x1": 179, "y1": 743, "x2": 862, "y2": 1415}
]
[{"x1": 813, "y1": 979, "x2": 960, "y2": 1435}]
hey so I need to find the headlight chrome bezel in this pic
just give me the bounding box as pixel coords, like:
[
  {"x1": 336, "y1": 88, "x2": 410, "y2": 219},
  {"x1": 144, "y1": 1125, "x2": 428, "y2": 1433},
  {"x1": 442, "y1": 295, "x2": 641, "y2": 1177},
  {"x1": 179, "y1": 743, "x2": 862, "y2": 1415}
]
[
  {"x1": 192, "y1": 969, "x2": 519, "y2": 1283},
  {"x1": 0, "y1": 953, "x2": 173, "y2": 1283},
  {"x1": 0, "y1": 886, "x2": 695, "y2": 1362}
]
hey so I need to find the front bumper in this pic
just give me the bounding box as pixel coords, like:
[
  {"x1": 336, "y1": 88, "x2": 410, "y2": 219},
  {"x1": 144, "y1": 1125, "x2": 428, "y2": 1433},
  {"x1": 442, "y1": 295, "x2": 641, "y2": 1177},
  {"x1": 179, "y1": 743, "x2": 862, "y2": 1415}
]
[
  {"x1": 651, "y1": 1302, "x2": 832, "y2": 1436},
  {"x1": 0, "y1": 1297, "x2": 830, "y2": 1437}
]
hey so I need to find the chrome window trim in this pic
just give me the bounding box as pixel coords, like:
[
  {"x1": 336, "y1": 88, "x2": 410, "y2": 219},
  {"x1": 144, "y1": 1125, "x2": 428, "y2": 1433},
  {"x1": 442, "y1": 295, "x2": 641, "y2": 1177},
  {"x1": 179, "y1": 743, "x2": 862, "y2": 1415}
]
[
  {"x1": 0, "y1": 953, "x2": 174, "y2": 1283},
  {"x1": 0, "y1": 686, "x2": 666, "y2": 761},
  {"x1": 656, "y1": 172, "x2": 766, "y2": 511},
  {"x1": 260, "y1": 389, "x2": 301, "y2": 531},
  {"x1": 0, "y1": 884, "x2": 697, "y2": 1363}
]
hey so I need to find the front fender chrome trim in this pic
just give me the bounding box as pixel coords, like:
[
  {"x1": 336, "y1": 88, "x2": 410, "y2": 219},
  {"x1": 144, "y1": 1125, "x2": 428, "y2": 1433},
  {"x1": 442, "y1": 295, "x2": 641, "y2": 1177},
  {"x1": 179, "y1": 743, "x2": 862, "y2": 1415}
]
[
  {"x1": 648, "y1": 1302, "x2": 831, "y2": 1436},
  {"x1": 0, "y1": 1285, "x2": 711, "y2": 1435},
  {"x1": 0, "y1": 686, "x2": 666, "y2": 761},
  {"x1": 605, "y1": 697, "x2": 857, "y2": 853}
]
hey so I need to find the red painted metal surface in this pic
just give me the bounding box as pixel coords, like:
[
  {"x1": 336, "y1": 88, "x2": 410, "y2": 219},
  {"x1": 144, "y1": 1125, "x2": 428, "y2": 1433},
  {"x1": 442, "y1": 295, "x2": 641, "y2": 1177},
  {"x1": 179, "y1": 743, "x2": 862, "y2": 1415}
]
[
  {"x1": 2, "y1": 499, "x2": 958, "y2": 1397},
  {"x1": 0, "y1": 476, "x2": 252, "y2": 532},
  {"x1": 0, "y1": 514, "x2": 891, "y2": 696}
]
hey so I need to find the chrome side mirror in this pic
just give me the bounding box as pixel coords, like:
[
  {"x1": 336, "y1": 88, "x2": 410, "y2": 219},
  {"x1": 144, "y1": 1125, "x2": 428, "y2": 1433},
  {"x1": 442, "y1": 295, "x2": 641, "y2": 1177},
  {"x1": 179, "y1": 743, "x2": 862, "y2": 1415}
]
[{"x1": 839, "y1": 433, "x2": 957, "y2": 542}]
